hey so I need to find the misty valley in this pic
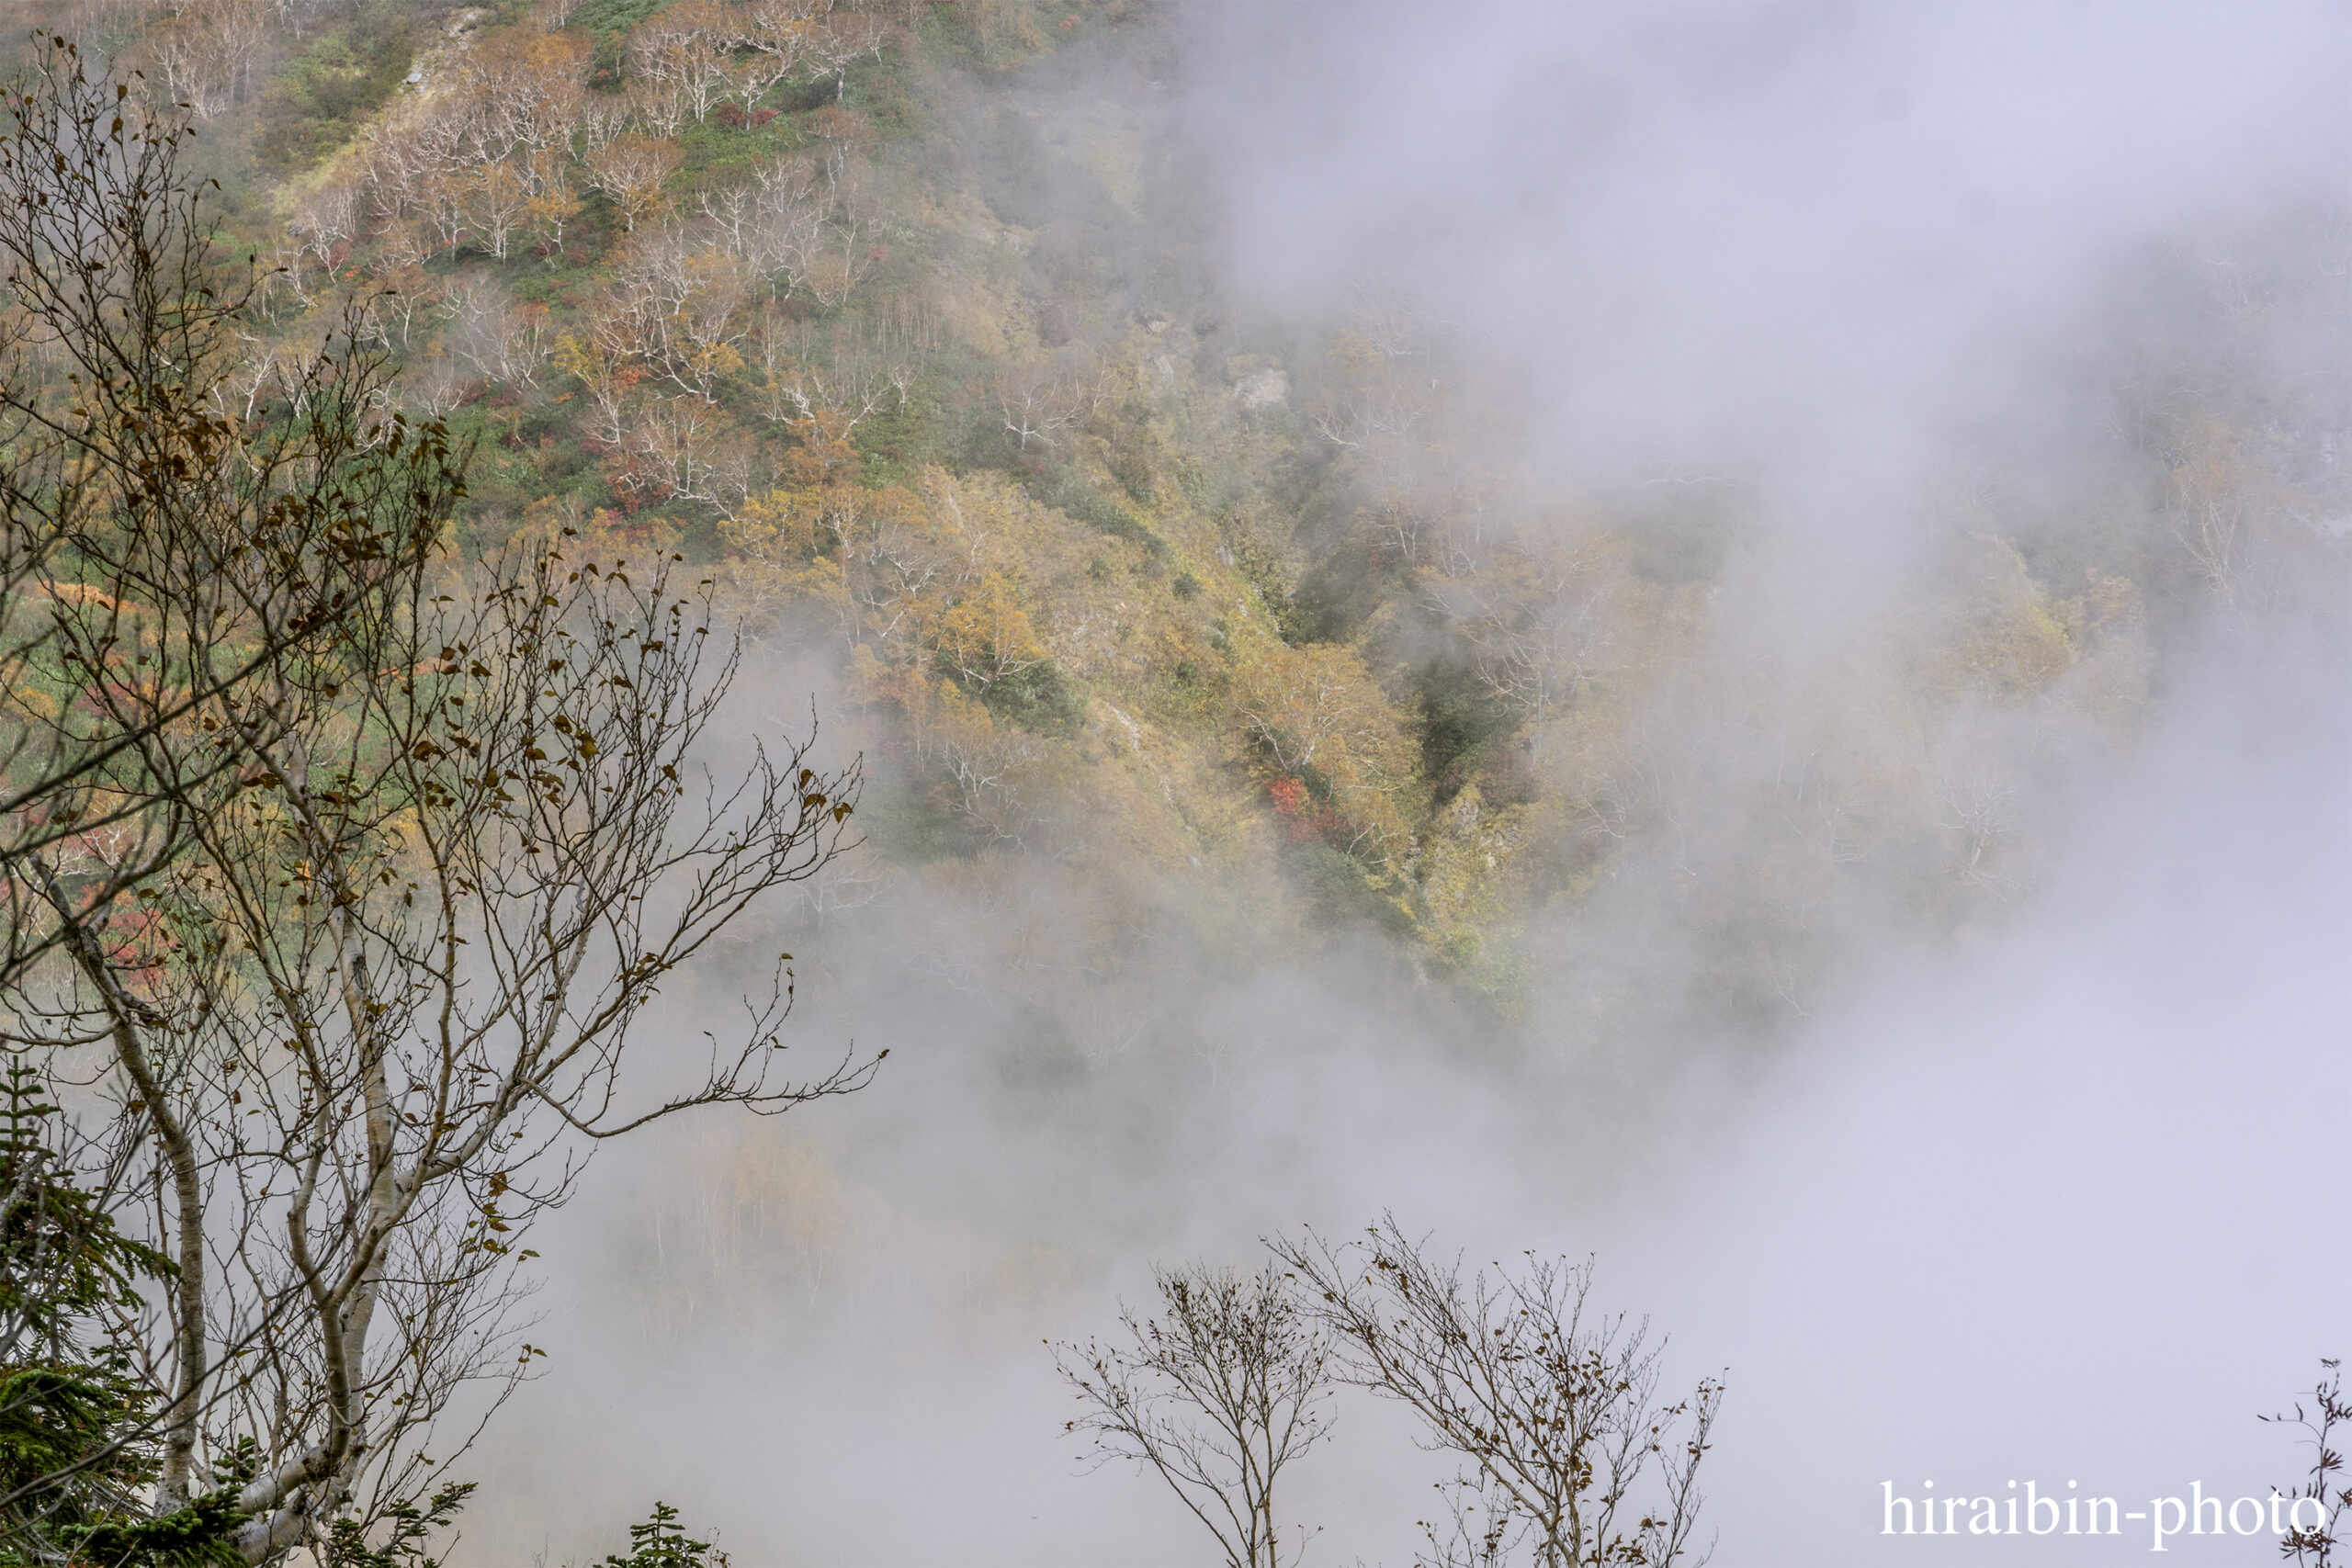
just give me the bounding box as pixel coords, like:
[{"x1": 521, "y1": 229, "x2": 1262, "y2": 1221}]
[{"x1": 0, "y1": 2, "x2": 2342, "y2": 1564}]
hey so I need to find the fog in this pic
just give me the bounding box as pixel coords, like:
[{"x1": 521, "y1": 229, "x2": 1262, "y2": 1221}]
[{"x1": 464, "y1": 5, "x2": 2347, "y2": 1562}]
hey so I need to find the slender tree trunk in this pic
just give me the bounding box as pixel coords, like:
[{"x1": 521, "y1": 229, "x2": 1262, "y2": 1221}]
[{"x1": 36, "y1": 858, "x2": 208, "y2": 1506}]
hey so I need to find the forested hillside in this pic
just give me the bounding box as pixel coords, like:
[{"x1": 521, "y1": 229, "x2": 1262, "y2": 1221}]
[{"x1": 31, "y1": 0, "x2": 2336, "y2": 1064}]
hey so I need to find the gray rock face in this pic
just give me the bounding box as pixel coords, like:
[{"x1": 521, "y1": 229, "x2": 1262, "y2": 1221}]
[{"x1": 1233, "y1": 366, "x2": 1288, "y2": 409}]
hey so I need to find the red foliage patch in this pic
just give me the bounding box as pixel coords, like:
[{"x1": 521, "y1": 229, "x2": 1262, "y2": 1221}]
[{"x1": 1267, "y1": 775, "x2": 1353, "y2": 846}]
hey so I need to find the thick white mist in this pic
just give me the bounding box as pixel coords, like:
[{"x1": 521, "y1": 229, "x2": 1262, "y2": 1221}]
[
  {"x1": 469, "y1": 633, "x2": 2346, "y2": 1565},
  {"x1": 1589, "y1": 631, "x2": 2350, "y2": 1564},
  {"x1": 460, "y1": 5, "x2": 2348, "y2": 1563}
]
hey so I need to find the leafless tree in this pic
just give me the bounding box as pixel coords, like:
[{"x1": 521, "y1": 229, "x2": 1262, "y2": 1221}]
[
  {"x1": 144, "y1": 0, "x2": 272, "y2": 118},
  {"x1": 797, "y1": 149, "x2": 879, "y2": 310},
  {"x1": 14, "y1": 528, "x2": 874, "y2": 1559},
  {"x1": 932, "y1": 726, "x2": 1046, "y2": 847},
  {"x1": 467, "y1": 161, "x2": 534, "y2": 261},
  {"x1": 751, "y1": 311, "x2": 909, "y2": 433},
  {"x1": 447, "y1": 277, "x2": 552, "y2": 389},
  {"x1": 1429, "y1": 544, "x2": 1619, "y2": 722},
  {"x1": 994, "y1": 350, "x2": 1102, "y2": 451},
  {"x1": 1054, "y1": 1262, "x2": 1335, "y2": 1568},
  {"x1": 629, "y1": 0, "x2": 741, "y2": 126},
  {"x1": 288, "y1": 175, "x2": 359, "y2": 275},
  {"x1": 577, "y1": 89, "x2": 634, "y2": 154},
  {"x1": 704, "y1": 153, "x2": 830, "y2": 303},
  {"x1": 590, "y1": 222, "x2": 761, "y2": 404},
  {"x1": 2265, "y1": 1359, "x2": 2347, "y2": 1567},
  {"x1": 1933, "y1": 754, "x2": 2021, "y2": 898},
  {"x1": 0, "y1": 36, "x2": 428, "y2": 993},
  {"x1": 807, "y1": 3, "x2": 890, "y2": 103},
  {"x1": 584, "y1": 135, "x2": 684, "y2": 234},
  {"x1": 1273, "y1": 1217, "x2": 1722, "y2": 1568},
  {"x1": 393, "y1": 346, "x2": 475, "y2": 421},
  {"x1": 733, "y1": 0, "x2": 820, "y2": 114},
  {"x1": 0, "y1": 36, "x2": 879, "y2": 1561},
  {"x1": 621, "y1": 394, "x2": 756, "y2": 514}
]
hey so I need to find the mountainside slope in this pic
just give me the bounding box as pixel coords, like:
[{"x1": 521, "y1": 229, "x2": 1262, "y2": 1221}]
[{"x1": 67, "y1": 0, "x2": 2350, "y2": 1046}]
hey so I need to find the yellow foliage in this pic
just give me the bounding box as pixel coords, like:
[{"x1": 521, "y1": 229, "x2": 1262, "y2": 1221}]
[
  {"x1": 1328, "y1": 330, "x2": 1385, "y2": 376},
  {"x1": 548, "y1": 332, "x2": 601, "y2": 389},
  {"x1": 1233, "y1": 640, "x2": 1416, "y2": 862},
  {"x1": 1953, "y1": 538, "x2": 2073, "y2": 700},
  {"x1": 915, "y1": 570, "x2": 1045, "y2": 690},
  {"x1": 720, "y1": 488, "x2": 852, "y2": 629}
]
